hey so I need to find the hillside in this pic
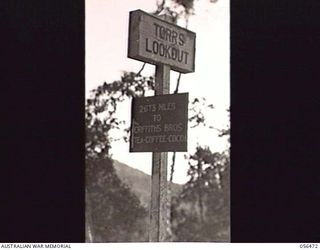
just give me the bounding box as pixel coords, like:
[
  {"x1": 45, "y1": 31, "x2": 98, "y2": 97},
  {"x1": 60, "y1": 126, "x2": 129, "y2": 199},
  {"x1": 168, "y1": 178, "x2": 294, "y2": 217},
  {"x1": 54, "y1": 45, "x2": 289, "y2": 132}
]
[{"x1": 113, "y1": 160, "x2": 182, "y2": 208}]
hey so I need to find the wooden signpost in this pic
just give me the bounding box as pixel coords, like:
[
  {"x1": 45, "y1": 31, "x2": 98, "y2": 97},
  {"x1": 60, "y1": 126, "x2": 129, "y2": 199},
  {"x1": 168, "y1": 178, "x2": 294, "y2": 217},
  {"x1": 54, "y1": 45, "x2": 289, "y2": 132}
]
[{"x1": 127, "y1": 9, "x2": 196, "y2": 242}]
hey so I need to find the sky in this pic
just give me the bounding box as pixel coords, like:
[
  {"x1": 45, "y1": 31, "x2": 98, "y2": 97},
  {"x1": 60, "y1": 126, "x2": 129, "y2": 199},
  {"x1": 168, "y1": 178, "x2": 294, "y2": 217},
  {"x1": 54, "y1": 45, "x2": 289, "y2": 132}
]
[{"x1": 86, "y1": 0, "x2": 230, "y2": 184}]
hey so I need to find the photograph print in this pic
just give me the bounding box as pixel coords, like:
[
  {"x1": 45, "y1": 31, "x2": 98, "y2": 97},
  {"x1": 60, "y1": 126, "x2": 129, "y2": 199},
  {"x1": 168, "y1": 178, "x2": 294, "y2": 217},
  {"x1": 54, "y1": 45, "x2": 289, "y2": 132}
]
[{"x1": 85, "y1": 0, "x2": 230, "y2": 242}]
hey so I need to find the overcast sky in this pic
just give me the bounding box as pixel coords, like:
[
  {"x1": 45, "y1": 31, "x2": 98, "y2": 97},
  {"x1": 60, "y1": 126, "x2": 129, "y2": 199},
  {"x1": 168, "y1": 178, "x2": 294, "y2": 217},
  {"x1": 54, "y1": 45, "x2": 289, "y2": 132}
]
[{"x1": 86, "y1": 0, "x2": 230, "y2": 184}]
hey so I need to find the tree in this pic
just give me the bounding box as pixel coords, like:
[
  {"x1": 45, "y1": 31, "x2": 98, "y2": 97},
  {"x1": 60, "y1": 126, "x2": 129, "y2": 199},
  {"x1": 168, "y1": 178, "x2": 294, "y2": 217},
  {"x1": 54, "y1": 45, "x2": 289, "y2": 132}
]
[
  {"x1": 171, "y1": 122, "x2": 230, "y2": 242},
  {"x1": 85, "y1": 72, "x2": 154, "y2": 242},
  {"x1": 86, "y1": 157, "x2": 148, "y2": 242}
]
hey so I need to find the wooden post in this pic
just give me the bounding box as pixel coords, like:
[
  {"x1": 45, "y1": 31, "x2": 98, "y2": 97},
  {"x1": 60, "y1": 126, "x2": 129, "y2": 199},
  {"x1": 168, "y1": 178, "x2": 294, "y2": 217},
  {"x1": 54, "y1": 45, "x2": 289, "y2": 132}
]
[
  {"x1": 128, "y1": 9, "x2": 194, "y2": 242},
  {"x1": 149, "y1": 13, "x2": 173, "y2": 242},
  {"x1": 149, "y1": 63, "x2": 170, "y2": 242}
]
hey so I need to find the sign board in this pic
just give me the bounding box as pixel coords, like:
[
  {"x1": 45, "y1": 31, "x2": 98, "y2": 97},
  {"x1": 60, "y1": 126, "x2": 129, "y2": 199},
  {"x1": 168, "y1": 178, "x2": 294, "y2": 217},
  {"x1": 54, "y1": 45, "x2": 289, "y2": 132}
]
[
  {"x1": 130, "y1": 93, "x2": 188, "y2": 152},
  {"x1": 128, "y1": 9, "x2": 196, "y2": 73}
]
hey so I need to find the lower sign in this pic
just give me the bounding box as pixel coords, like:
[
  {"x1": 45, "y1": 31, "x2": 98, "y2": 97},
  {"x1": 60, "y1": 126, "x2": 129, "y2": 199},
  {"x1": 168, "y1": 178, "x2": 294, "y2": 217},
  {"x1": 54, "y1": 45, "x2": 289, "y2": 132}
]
[{"x1": 130, "y1": 93, "x2": 188, "y2": 152}]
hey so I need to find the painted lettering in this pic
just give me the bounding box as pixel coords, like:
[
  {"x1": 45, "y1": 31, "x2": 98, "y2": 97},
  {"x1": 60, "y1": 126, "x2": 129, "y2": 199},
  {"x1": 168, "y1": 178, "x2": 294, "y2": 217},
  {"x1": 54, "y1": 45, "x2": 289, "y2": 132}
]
[
  {"x1": 178, "y1": 33, "x2": 186, "y2": 46},
  {"x1": 153, "y1": 114, "x2": 162, "y2": 122},
  {"x1": 145, "y1": 38, "x2": 152, "y2": 53},
  {"x1": 143, "y1": 135, "x2": 168, "y2": 144},
  {"x1": 164, "y1": 123, "x2": 183, "y2": 132},
  {"x1": 138, "y1": 104, "x2": 156, "y2": 112},
  {"x1": 171, "y1": 31, "x2": 178, "y2": 45},
  {"x1": 133, "y1": 124, "x2": 161, "y2": 133},
  {"x1": 167, "y1": 134, "x2": 186, "y2": 142},
  {"x1": 145, "y1": 39, "x2": 189, "y2": 64},
  {"x1": 158, "y1": 102, "x2": 176, "y2": 111},
  {"x1": 153, "y1": 22, "x2": 185, "y2": 46}
]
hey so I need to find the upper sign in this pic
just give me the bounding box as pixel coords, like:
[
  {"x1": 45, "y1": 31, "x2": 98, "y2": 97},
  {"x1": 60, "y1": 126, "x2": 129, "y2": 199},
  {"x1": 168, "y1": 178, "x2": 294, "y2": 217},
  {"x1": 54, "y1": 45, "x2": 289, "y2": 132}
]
[
  {"x1": 128, "y1": 10, "x2": 196, "y2": 73},
  {"x1": 130, "y1": 93, "x2": 188, "y2": 152}
]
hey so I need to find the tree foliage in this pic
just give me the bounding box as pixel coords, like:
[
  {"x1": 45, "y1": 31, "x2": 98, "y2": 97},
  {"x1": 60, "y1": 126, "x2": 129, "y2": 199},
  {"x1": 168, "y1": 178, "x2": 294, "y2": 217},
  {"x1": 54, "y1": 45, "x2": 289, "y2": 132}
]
[
  {"x1": 86, "y1": 157, "x2": 148, "y2": 242},
  {"x1": 85, "y1": 71, "x2": 154, "y2": 242},
  {"x1": 86, "y1": 71, "x2": 154, "y2": 158},
  {"x1": 171, "y1": 129, "x2": 230, "y2": 242},
  {"x1": 154, "y1": 0, "x2": 218, "y2": 25}
]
